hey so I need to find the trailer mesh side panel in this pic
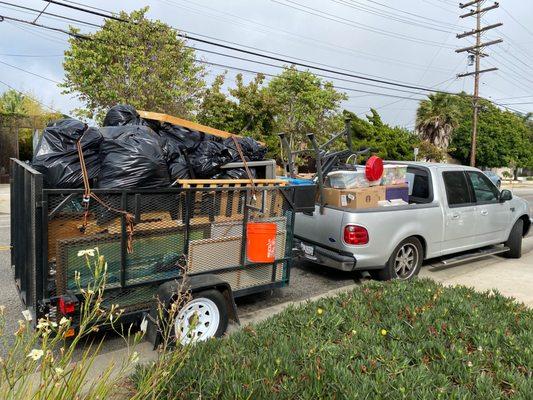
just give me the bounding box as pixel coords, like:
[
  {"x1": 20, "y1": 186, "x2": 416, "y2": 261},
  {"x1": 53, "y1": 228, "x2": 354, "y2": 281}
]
[{"x1": 43, "y1": 186, "x2": 293, "y2": 314}]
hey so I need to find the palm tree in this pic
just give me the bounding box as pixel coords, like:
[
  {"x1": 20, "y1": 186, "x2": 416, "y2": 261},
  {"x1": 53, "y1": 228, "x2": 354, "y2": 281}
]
[{"x1": 415, "y1": 93, "x2": 460, "y2": 151}]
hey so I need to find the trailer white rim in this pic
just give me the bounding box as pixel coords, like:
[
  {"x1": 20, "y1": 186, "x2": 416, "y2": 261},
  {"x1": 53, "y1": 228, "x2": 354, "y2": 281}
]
[{"x1": 175, "y1": 298, "x2": 220, "y2": 345}]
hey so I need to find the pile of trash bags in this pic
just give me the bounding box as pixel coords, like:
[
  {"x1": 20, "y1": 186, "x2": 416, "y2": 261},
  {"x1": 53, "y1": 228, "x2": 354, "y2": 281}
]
[{"x1": 32, "y1": 104, "x2": 267, "y2": 189}]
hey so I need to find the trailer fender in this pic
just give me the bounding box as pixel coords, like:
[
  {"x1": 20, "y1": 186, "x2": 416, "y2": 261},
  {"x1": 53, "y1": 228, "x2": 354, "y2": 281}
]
[{"x1": 144, "y1": 275, "x2": 239, "y2": 348}]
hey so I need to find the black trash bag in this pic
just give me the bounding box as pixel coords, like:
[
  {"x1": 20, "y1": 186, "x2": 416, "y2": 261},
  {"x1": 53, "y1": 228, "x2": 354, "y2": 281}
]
[
  {"x1": 168, "y1": 151, "x2": 192, "y2": 181},
  {"x1": 158, "y1": 122, "x2": 221, "y2": 153},
  {"x1": 103, "y1": 104, "x2": 142, "y2": 127},
  {"x1": 223, "y1": 136, "x2": 267, "y2": 162},
  {"x1": 213, "y1": 167, "x2": 257, "y2": 179},
  {"x1": 189, "y1": 141, "x2": 232, "y2": 178},
  {"x1": 32, "y1": 118, "x2": 102, "y2": 188},
  {"x1": 97, "y1": 125, "x2": 170, "y2": 188}
]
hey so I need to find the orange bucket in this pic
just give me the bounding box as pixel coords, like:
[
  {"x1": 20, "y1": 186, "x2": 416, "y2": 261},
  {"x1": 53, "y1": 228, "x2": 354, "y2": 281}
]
[{"x1": 246, "y1": 222, "x2": 277, "y2": 263}]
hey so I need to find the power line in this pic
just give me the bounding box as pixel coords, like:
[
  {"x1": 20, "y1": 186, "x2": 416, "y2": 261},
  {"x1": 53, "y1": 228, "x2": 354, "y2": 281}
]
[
  {"x1": 39, "y1": 0, "x2": 464, "y2": 96},
  {"x1": 0, "y1": 79, "x2": 62, "y2": 114},
  {"x1": 0, "y1": 60, "x2": 62, "y2": 84},
  {"x1": 158, "y1": 0, "x2": 455, "y2": 74},
  {"x1": 0, "y1": 8, "x2": 455, "y2": 98},
  {"x1": 330, "y1": 0, "x2": 456, "y2": 33},
  {"x1": 271, "y1": 0, "x2": 456, "y2": 49}
]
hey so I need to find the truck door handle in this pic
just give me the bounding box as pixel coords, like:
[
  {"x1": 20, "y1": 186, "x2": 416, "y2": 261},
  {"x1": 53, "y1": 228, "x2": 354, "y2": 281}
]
[
  {"x1": 450, "y1": 213, "x2": 459, "y2": 219},
  {"x1": 480, "y1": 210, "x2": 488, "y2": 216}
]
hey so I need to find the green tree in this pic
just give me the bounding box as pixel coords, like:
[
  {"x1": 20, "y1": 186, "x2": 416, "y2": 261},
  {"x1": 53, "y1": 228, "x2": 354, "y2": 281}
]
[
  {"x1": 0, "y1": 90, "x2": 25, "y2": 114},
  {"x1": 416, "y1": 93, "x2": 460, "y2": 150},
  {"x1": 266, "y1": 67, "x2": 347, "y2": 158},
  {"x1": 199, "y1": 68, "x2": 347, "y2": 161},
  {"x1": 345, "y1": 109, "x2": 418, "y2": 161},
  {"x1": 449, "y1": 96, "x2": 533, "y2": 168},
  {"x1": 62, "y1": 8, "x2": 205, "y2": 121}
]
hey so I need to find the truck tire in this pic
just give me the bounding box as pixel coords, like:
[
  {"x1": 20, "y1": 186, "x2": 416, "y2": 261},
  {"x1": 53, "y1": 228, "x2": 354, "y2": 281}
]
[
  {"x1": 371, "y1": 237, "x2": 423, "y2": 281},
  {"x1": 502, "y1": 219, "x2": 523, "y2": 259},
  {"x1": 174, "y1": 289, "x2": 229, "y2": 345}
]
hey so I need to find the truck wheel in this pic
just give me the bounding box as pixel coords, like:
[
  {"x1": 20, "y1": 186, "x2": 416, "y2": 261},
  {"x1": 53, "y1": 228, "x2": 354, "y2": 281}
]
[
  {"x1": 502, "y1": 219, "x2": 523, "y2": 259},
  {"x1": 174, "y1": 289, "x2": 228, "y2": 345},
  {"x1": 372, "y1": 237, "x2": 423, "y2": 281}
]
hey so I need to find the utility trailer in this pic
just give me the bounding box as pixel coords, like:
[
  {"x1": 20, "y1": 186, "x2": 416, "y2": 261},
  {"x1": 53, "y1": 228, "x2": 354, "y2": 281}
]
[{"x1": 10, "y1": 158, "x2": 315, "y2": 343}]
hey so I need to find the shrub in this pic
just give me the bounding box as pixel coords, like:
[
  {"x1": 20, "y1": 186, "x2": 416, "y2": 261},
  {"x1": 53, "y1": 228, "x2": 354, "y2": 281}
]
[{"x1": 134, "y1": 279, "x2": 533, "y2": 399}]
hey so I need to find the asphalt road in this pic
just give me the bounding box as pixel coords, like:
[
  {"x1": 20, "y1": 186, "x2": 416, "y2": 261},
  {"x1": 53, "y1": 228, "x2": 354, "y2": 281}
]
[{"x1": 0, "y1": 187, "x2": 531, "y2": 356}]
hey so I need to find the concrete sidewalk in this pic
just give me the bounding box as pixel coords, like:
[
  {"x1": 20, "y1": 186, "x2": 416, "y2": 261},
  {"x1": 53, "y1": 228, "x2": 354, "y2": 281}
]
[
  {"x1": 420, "y1": 236, "x2": 533, "y2": 307},
  {"x1": 0, "y1": 184, "x2": 9, "y2": 215}
]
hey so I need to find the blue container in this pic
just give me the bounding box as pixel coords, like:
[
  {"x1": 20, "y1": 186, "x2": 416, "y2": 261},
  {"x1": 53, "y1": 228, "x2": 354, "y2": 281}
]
[{"x1": 385, "y1": 184, "x2": 409, "y2": 202}]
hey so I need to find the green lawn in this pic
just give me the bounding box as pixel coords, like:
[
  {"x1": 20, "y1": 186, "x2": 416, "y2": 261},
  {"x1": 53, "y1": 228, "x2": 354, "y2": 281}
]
[{"x1": 134, "y1": 279, "x2": 533, "y2": 399}]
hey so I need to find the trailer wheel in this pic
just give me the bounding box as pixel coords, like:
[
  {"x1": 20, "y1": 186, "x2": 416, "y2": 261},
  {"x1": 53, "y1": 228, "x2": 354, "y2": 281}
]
[
  {"x1": 174, "y1": 289, "x2": 228, "y2": 345},
  {"x1": 371, "y1": 237, "x2": 423, "y2": 281}
]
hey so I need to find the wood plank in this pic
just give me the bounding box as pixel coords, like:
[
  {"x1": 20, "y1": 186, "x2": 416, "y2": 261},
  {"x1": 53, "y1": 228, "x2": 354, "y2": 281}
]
[
  {"x1": 176, "y1": 179, "x2": 286, "y2": 186},
  {"x1": 138, "y1": 110, "x2": 265, "y2": 146}
]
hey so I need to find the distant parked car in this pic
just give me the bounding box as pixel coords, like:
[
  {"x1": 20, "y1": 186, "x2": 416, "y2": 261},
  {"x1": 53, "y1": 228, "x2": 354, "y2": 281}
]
[{"x1": 483, "y1": 171, "x2": 502, "y2": 188}]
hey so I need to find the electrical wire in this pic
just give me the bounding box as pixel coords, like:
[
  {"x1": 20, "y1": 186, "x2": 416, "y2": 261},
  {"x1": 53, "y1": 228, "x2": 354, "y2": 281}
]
[
  {"x1": 270, "y1": 0, "x2": 456, "y2": 49},
  {"x1": 38, "y1": 1, "x2": 464, "y2": 96}
]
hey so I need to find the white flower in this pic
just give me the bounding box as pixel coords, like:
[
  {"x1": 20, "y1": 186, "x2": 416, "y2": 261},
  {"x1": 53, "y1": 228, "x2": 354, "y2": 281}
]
[
  {"x1": 27, "y1": 349, "x2": 44, "y2": 361},
  {"x1": 477, "y1": 346, "x2": 483, "y2": 352},
  {"x1": 59, "y1": 317, "x2": 70, "y2": 326},
  {"x1": 0, "y1": 305, "x2": 5, "y2": 315},
  {"x1": 77, "y1": 249, "x2": 95, "y2": 257},
  {"x1": 54, "y1": 367, "x2": 64, "y2": 375},
  {"x1": 467, "y1": 361, "x2": 473, "y2": 368},
  {"x1": 130, "y1": 352, "x2": 139, "y2": 364},
  {"x1": 36, "y1": 320, "x2": 49, "y2": 330}
]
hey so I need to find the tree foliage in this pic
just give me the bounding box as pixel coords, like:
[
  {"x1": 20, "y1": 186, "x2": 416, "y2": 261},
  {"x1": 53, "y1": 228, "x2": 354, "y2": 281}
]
[
  {"x1": 416, "y1": 92, "x2": 460, "y2": 150},
  {"x1": 449, "y1": 95, "x2": 533, "y2": 168},
  {"x1": 345, "y1": 109, "x2": 418, "y2": 161},
  {"x1": 198, "y1": 67, "x2": 347, "y2": 160},
  {"x1": 62, "y1": 8, "x2": 205, "y2": 121}
]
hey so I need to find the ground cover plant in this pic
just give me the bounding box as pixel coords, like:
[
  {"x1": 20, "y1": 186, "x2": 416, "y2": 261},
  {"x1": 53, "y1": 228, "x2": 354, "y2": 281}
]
[{"x1": 134, "y1": 278, "x2": 533, "y2": 399}]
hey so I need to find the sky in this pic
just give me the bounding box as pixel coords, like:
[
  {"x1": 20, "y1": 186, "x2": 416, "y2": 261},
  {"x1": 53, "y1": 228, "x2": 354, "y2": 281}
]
[{"x1": 1, "y1": 0, "x2": 532, "y2": 129}]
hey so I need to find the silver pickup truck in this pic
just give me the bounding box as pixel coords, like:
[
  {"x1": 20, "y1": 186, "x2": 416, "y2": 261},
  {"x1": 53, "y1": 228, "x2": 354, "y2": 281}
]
[{"x1": 294, "y1": 162, "x2": 531, "y2": 280}]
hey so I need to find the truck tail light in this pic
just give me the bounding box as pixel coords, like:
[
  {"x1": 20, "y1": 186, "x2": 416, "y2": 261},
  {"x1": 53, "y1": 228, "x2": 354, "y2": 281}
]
[
  {"x1": 58, "y1": 297, "x2": 76, "y2": 315},
  {"x1": 344, "y1": 225, "x2": 369, "y2": 245}
]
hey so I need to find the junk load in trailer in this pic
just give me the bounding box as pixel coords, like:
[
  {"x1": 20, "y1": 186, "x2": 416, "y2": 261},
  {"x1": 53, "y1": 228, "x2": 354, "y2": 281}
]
[
  {"x1": 13, "y1": 105, "x2": 317, "y2": 344},
  {"x1": 31, "y1": 104, "x2": 270, "y2": 189}
]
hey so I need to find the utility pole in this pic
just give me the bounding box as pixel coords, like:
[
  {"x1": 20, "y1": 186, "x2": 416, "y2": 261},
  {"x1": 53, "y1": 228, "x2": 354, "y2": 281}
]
[{"x1": 456, "y1": 0, "x2": 502, "y2": 167}]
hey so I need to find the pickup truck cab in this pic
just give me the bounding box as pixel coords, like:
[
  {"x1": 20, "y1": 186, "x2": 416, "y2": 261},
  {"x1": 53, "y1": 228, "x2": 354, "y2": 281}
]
[{"x1": 294, "y1": 162, "x2": 531, "y2": 280}]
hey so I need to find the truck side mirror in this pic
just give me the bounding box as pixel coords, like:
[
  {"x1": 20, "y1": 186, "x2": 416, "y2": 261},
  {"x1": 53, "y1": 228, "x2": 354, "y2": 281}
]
[{"x1": 499, "y1": 189, "x2": 512, "y2": 202}]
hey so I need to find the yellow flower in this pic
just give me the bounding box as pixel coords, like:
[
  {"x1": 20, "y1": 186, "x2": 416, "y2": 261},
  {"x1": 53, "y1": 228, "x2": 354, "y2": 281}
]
[
  {"x1": 317, "y1": 308, "x2": 324, "y2": 315},
  {"x1": 59, "y1": 317, "x2": 70, "y2": 326},
  {"x1": 275, "y1": 357, "x2": 281, "y2": 365},
  {"x1": 380, "y1": 329, "x2": 387, "y2": 336},
  {"x1": 351, "y1": 330, "x2": 357, "y2": 335},
  {"x1": 27, "y1": 349, "x2": 44, "y2": 361}
]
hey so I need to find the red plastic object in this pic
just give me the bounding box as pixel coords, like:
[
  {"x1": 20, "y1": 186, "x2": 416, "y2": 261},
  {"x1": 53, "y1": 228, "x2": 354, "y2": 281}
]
[
  {"x1": 365, "y1": 155, "x2": 384, "y2": 181},
  {"x1": 343, "y1": 225, "x2": 369, "y2": 245},
  {"x1": 59, "y1": 297, "x2": 76, "y2": 314},
  {"x1": 246, "y1": 222, "x2": 277, "y2": 263}
]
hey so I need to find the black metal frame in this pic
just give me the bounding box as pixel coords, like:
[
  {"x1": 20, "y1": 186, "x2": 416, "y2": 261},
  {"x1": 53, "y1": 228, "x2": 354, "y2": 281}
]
[{"x1": 10, "y1": 158, "x2": 297, "y2": 323}]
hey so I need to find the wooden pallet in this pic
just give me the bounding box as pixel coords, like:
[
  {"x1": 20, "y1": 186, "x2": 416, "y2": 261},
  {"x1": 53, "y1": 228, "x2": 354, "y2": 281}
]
[{"x1": 175, "y1": 179, "x2": 287, "y2": 188}]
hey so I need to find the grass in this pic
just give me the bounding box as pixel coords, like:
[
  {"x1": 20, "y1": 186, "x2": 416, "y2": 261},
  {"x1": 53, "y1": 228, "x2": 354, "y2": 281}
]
[{"x1": 134, "y1": 279, "x2": 533, "y2": 399}]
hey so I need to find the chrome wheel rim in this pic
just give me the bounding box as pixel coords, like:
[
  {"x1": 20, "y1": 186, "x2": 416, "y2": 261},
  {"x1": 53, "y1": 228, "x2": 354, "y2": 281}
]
[
  {"x1": 175, "y1": 298, "x2": 220, "y2": 345},
  {"x1": 394, "y1": 244, "x2": 419, "y2": 279}
]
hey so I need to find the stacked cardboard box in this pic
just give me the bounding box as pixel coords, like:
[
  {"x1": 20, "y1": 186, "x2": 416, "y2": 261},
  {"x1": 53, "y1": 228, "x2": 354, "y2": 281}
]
[{"x1": 322, "y1": 186, "x2": 386, "y2": 209}]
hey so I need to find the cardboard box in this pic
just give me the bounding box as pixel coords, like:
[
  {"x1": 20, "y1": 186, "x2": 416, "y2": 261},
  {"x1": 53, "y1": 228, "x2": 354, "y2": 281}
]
[{"x1": 322, "y1": 186, "x2": 386, "y2": 209}]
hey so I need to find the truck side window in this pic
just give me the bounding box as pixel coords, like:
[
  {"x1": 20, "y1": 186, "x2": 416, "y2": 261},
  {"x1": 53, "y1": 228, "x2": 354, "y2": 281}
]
[
  {"x1": 443, "y1": 171, "x2": 472, "y2": 206},
  {"x1": 466, "y1": 171, "x2": 499, "y2": 203}
]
